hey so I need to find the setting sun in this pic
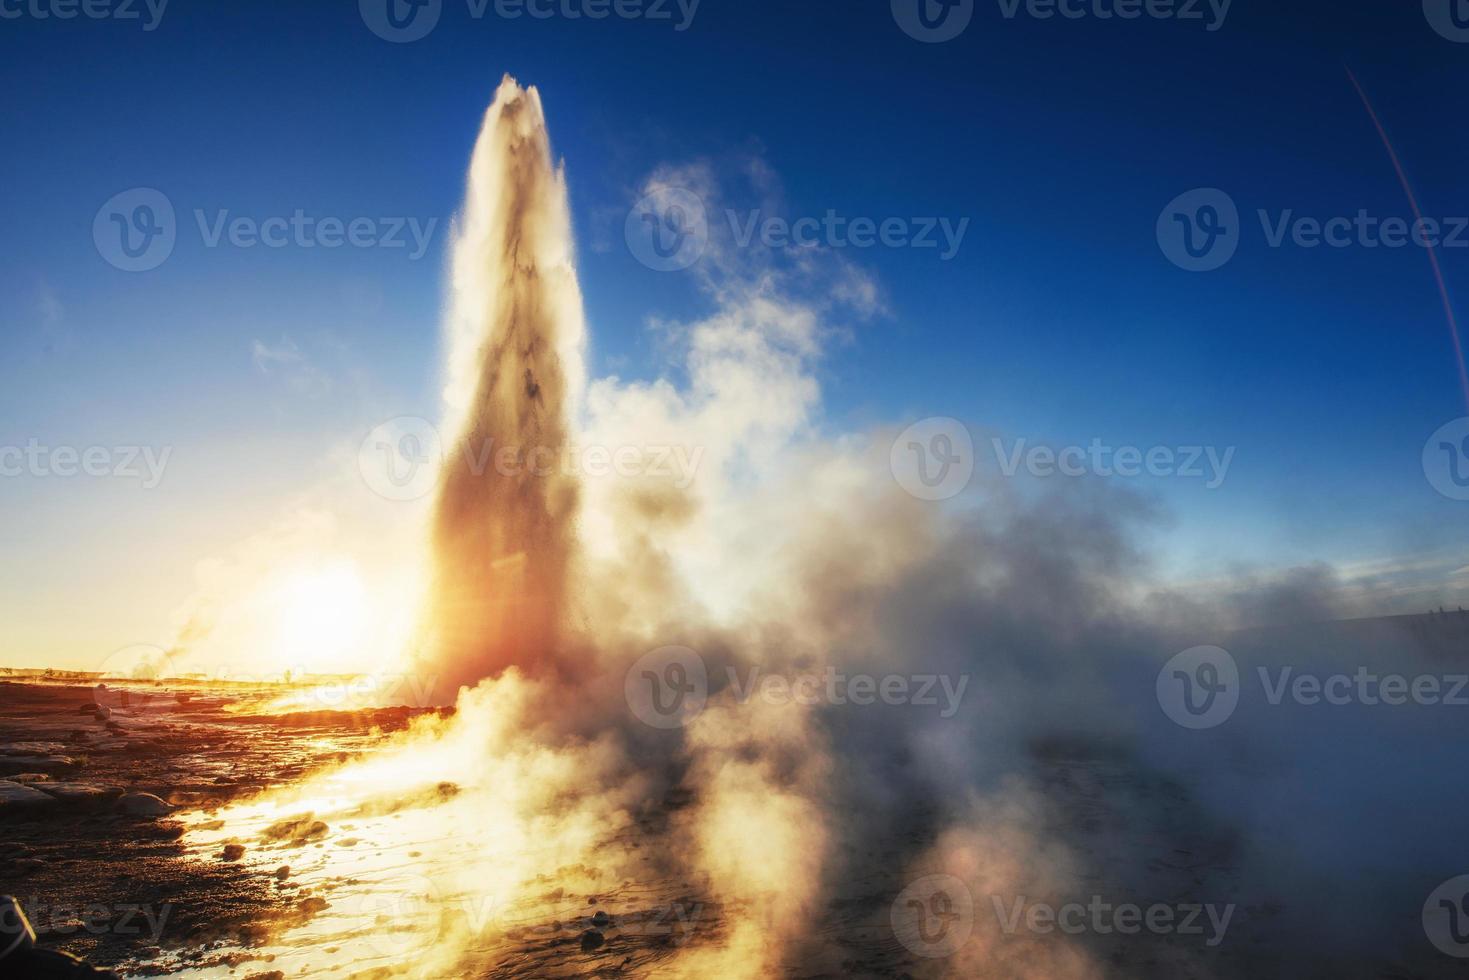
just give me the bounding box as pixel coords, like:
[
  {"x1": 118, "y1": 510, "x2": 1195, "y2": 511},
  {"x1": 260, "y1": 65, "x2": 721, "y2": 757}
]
[{"x1": 266, "y1": 562, "x2": 369, "y2": 673}]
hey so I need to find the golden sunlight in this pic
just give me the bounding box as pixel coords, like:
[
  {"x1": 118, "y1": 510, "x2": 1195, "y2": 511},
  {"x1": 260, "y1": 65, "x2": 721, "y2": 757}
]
[{"x1": 266, "y1": 561, "x2": 370, "y2": 673}]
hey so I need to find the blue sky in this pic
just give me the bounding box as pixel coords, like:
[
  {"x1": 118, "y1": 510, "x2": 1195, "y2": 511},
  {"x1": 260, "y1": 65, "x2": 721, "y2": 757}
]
[{"x1": 2, "y1": 0, "x2": 1467, "y2": 667}]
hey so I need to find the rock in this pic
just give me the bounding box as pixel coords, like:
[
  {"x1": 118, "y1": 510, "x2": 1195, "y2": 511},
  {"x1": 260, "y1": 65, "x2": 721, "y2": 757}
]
[
  {"x1": 580, "y1": 930, "x2": 605, "y2": 952},
  {"x1": 0, "y1": 779, "x2": 59, "y2": 813},
  {"x1": 0, "y1": 741, "x2": 68, "y2": 756},
  {"x1": 8, "y1": 857, "x2": 46, "y2": 875},
  {"x1": 118, "y1": 792, "x2": 173, "y2": 817},
  {"x1": 78, "y1": 702, "x2": 100, "y2": 715},
  {"x1": 221, "y1": 843, "x2": 247, "y2": 861},
  {"x1": 262, "y1": 814, "x2": 328, "y2": 844},
  {"x1": 297, "y1": 896, "x2": 329, "y2": 916},
  {"x1": 274, "y1": 865, "x2": 291, "y2": 880},
  {"x1": 591, "y1": 910, "x2": 611, "y2": 928},
  {"x1": 34, "y1": 782, "x2": 123, "y2": 805},
  {"x1": 7, "y1": 773, "x2": 52, "y2": 784}
]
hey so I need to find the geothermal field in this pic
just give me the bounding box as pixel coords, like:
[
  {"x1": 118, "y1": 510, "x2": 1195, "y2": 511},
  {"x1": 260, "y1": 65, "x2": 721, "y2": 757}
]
[{"x1": 5, "y1": 5, "x2": 1469, "y2": 978}]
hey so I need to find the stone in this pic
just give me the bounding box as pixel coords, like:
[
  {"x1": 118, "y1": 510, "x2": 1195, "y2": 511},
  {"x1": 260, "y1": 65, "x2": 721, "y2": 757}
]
[
  {"x1": 34, "y1": 782, "x2": 123, "y2": 805},
  {"x1": 221, "y1": 843, "x2": 247, "y2": 861},
  {"x1": 580, "y1": 930, "x2": 605, "y2": 952},
  {"x1": 0, "y1": 741, "x2": 67, "y2": 756},
  {"x1": 262, "y1": 814, "x2": 328, "y2": 844},
  {"x1": 118, "y1": 792, "x2": 173, "y2": 817},
  {"x1": 0, "y1": 779, "x2": 58, "y2": 812}
]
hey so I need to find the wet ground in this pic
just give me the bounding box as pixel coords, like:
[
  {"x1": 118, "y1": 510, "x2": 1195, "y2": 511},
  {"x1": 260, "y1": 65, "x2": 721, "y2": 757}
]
[
  {"x1": 0, "y1": 679, "x2": 446, "y2": 976},
  {"x1": 1, "y1": 674, "x2": 1462, "y2": 978}
]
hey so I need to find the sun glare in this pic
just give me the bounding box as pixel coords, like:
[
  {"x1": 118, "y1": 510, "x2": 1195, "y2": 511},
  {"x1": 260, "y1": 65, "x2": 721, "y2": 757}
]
[{"x1": 268, "y1": 561, "x2": 370, "y2": 673}]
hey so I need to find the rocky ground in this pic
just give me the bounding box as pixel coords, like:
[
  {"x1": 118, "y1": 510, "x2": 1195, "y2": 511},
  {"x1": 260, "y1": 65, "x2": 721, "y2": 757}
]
[
  {"x1": 0, "y1": 679, "x2": 445, "y2": 976},
  {"x1": 2, "y1": 669, "x2": 1462, "y2": 978}
]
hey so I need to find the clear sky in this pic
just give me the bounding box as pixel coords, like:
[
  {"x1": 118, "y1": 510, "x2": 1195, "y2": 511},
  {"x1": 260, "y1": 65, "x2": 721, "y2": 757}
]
[{"x1": 2, "y1": 0, "x2": 1466, "y2": 670}]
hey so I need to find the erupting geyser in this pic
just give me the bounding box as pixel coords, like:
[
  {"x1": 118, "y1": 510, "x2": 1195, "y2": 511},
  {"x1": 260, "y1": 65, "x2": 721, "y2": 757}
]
[{"x1": 425, "y1": 76, "x2": 588, "y2": 694}]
